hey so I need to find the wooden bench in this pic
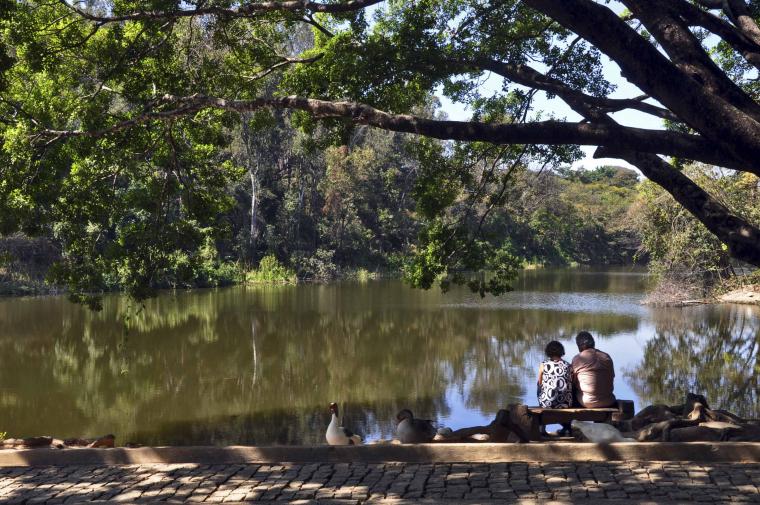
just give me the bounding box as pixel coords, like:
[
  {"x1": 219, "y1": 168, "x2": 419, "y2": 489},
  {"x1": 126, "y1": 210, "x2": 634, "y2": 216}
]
[{"x1": 526, "y1": 400, "x2": 634, "y2": 440}]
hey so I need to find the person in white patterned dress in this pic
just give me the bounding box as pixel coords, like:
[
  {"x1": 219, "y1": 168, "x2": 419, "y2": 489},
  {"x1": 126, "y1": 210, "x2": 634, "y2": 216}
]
[{"x1": 537, "y1": 340, "x2": 573, "y2": 436}]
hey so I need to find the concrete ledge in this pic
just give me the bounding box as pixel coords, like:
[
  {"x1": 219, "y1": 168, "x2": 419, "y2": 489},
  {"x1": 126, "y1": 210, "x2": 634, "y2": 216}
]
[{"x1": 1, "y1": 442, "x2": 760, "y2": 466}]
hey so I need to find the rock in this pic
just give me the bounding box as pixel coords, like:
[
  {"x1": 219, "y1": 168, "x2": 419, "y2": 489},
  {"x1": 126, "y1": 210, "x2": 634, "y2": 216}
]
[
  {"x1": 631, "y1": 404, "x2": 675, "y2": 431},
  {"x1": 16, "y1": 437, "x2": 53, "y2": 448},
  {"x1": 728, "y1": 424, "x2": 760, "y2": 442},
  {"x1": 700, "y1": 421, "x2": 743, "y2": 430},
  {"x1": 669, "y1": 426, "x2": 725, "y2": 442},
  {"x1": 88, "y1": 434, "x2": 115, "y2": 448}
]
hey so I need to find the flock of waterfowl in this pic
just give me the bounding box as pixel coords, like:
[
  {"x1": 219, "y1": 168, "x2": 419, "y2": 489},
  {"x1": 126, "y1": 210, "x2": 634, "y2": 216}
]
[{"x1": 326, "y1": 402, "x2": 437, "y2": 445}]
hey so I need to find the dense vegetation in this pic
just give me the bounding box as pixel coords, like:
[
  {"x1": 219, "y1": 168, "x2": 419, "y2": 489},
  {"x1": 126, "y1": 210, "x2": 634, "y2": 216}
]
[
  {"x1": 2, "y1": 0, "x2": 760, "y2": 303},
  {"x1": 634, "y1": 165, "x2": 760, "y2": 299},
  {"x1": 1, "y1": 139, "x2": 643, "y2": 296}
]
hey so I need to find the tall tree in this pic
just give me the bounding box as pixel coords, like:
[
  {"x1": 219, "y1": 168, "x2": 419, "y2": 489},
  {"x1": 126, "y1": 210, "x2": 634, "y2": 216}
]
[{"x1": 2, "y1": 0, "x2": 760, "y2": 298}]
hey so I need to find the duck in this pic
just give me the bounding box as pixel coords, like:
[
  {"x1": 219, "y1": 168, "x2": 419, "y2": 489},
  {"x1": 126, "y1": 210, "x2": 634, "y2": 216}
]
[
  {"x1": 325, "y1": 402, "x2": 362, "y2": 445},
  {"x1": 396, "y1": 409, "x2": 436, "y2": 443}
]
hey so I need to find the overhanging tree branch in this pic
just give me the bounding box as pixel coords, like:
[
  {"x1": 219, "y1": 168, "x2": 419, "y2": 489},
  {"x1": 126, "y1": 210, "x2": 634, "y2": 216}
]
[
  {"x1": 675, "y1": 0, "x2": 760, "y2": 69},
  {"x1": 600, "y1": 147, "x2": 760, "y2": 266},
  {"x1": 723, "y1": 0, "x2": 760, "y2": 48},
  {"x1": 523, "y1": 0, "x2": 760, "y2": 171},
  {"x1": 31, "y1": 94, "x2": 752, "y2": 172},
  {"x1": 473, "y1": 29, "x2": 760, "y2": 268},
  {"x1": 621, "y1": 0, "x2": 760, "y2": 122}
]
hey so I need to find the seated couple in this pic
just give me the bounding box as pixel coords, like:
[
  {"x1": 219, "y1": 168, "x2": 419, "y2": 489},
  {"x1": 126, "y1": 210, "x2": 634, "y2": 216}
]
[{"x1": 536, "y1": 331, "x2": 616, "y2": 436}]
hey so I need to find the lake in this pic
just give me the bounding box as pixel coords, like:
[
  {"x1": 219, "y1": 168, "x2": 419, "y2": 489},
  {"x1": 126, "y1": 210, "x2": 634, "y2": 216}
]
[{"x1": 1, "y1": 268, "x2": 758, "y2": 445}]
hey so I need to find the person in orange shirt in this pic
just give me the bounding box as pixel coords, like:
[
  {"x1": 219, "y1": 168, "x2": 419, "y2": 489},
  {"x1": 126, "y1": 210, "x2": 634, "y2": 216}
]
[{"x1": 570, "y1": 331, "x2": 616, "y2": 408}]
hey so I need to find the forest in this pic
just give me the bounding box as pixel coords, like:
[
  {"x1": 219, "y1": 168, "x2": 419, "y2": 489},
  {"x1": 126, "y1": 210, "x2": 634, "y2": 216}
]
[
  {"x1": 1, "y1": 0, "x2": 760, "y2": 303},
  {"x1": 0, "y1": 121, "x2": 644, "y2": 294}
]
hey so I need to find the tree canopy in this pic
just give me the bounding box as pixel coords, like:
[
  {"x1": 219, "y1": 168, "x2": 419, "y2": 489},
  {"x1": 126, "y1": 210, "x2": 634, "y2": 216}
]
[{"x1": 2, "y1": 0, "x2": 760, "y2": 301}]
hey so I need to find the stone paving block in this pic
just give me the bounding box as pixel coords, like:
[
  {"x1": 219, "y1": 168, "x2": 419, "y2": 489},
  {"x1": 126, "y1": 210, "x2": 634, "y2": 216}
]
[{"x1": 4, "y1": 459, "x2": 760, "y2": 503}]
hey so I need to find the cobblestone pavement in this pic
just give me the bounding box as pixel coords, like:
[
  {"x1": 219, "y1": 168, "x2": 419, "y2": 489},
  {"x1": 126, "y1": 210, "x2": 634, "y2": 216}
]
[{"x1": 0, "y1": 461, "x2": 759, "y2": 503}]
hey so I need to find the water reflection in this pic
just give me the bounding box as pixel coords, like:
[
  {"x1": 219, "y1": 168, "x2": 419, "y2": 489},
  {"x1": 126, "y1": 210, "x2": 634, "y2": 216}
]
[
  {"x1": 626, "y1": 305, "x2": 760, "y2": 418},
  {"x1": 0, "y1": 269, "x2": 757, "y2": 445}
]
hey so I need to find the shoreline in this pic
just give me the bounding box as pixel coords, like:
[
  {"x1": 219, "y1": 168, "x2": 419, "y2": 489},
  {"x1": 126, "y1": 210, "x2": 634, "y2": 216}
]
[
  {"x1": 641, "y1": 285, "x2": 760, "y2": 308},
  {"x1": 5, "y1": 268, "x2": 757, "y2": 309},
  {"x1": 0, "y1": 265, "x2": 642, "y2": 301}
]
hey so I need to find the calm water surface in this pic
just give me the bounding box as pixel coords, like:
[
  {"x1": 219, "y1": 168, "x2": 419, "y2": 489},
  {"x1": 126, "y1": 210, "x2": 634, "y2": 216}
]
[{"x1": 1, "y1": 268, "x2": 758, "y2": 445}]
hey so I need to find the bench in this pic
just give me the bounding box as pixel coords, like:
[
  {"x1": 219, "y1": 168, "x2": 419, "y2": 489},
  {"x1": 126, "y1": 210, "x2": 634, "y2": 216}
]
[{"x1": 526, "y1": 400, "x2": 634, "y2": 440}]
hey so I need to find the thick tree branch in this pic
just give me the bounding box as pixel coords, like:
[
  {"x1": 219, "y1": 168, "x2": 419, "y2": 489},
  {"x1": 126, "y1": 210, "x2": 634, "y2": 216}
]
[
  {"x1": 484, "y1": 32, "x2": 760, "y2": 268},
  {"x1": 599, "y1": 147, "x2": 760, "y2": 267},
  {"x1": 724, "y1": 0, "x2": 760, "y2": 48},
  {"x1": 32, "y1": 94, "x2": 752, "y2": 172},
  {"x1": 58, "y1": 0, "x2": 384, "y2": 23},
  {"x1": 675, "y1": 0, "x2": 760, "y2": 69},
  {"x1": 621, "y1": 0, "x2": 760, "y2": 122},
  {"x1": 523, "y1": 0, "x2": 760, "y2": 173}
]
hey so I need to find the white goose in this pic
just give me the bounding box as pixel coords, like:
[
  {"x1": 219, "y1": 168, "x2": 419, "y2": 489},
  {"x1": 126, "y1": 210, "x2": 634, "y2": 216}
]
[{"x1": 326, "y1": 402, "x2": 362, "y2": 445}]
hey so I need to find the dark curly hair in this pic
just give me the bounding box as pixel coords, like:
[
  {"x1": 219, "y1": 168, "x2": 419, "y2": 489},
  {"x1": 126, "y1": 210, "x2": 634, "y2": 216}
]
[{"x1": 544, "y1": 340, "x2": 565, "y2": 358}]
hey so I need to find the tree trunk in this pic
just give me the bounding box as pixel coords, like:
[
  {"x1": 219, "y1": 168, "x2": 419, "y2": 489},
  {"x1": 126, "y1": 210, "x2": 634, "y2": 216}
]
[{"x1": 250, "y1": 165, "x2": 259, "y2": 258}]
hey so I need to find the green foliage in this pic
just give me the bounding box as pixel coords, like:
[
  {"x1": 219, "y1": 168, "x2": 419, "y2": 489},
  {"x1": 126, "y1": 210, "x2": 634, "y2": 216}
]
[
  {"x1": 0, "y1": 0, "x2": 649, "y2": 303},
  {"x1": 246, "y1": 254, "x2": 297, "y2": 285},
  {"x1": 633, "y1": 165, "x2": 760, "y2": 293},
  {"x1": 555, "y1": 165, "x2": 639, "y2": 188}
]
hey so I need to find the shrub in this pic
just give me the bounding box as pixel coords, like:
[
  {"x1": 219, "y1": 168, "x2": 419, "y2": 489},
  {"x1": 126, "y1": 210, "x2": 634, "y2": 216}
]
[
  {"x1": 294, "y1": 249, "x2": 338, "y2": 281},
  {"x1": 246, "y1": 255, "x2": 297, "y2": 284}
]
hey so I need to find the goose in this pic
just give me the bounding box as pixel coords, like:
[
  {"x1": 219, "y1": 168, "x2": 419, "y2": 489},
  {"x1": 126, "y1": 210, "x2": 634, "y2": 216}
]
[
  {"x1": 325, "y1": 402, "x2": 362, "y2": 445},
  {"x1": 396, "y1": 409, "x2": 436, "y2": 443}
]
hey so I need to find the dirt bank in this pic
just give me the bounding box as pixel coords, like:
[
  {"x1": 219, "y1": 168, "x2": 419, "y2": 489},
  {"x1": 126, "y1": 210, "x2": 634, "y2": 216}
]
[{"x1": 718, "y1": 285, "x2": 760, "y2": 305}]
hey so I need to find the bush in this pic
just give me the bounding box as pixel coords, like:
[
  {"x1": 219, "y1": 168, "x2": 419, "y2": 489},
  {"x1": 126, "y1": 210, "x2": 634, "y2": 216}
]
[
  {"x1": 349, "y1": 267, "x2": 380, "y2": 282},
  {"x1": 294, "y1": 249, "x2": 338, "y2": 281},
  {"x1": 246, "y1": 255, "x2": 297, "y2": 285}
]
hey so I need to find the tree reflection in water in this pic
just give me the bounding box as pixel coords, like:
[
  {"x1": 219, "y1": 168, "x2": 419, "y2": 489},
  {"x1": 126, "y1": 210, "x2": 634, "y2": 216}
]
[
  {"x1": 0, "y1": 277, "x2": 642, "y2": 445},
  {"x1": 626, "y1": 304, "x2": 760, "y2": 418}
]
